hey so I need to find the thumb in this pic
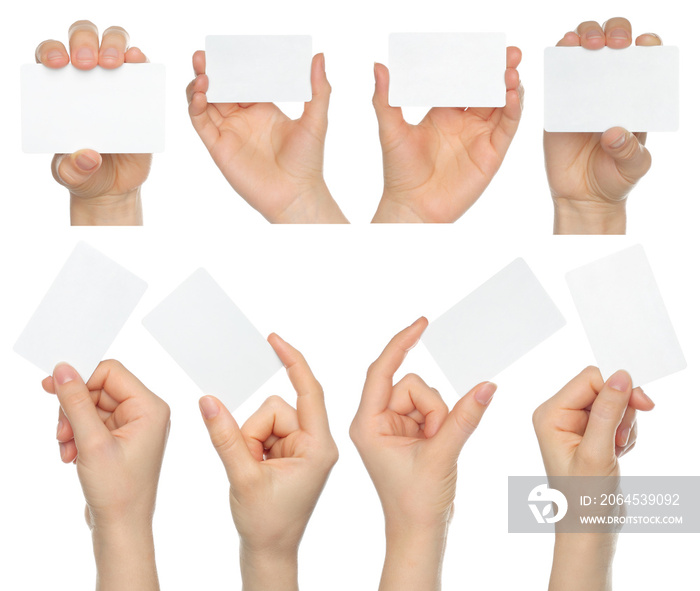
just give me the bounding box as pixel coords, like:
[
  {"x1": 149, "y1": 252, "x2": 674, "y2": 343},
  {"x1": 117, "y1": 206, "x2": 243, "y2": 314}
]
[
  {"x1": 372, "y1": 62, "x2": 405, "y2": 137},
  {"x1": 579, "y1": 370, "x2": 634, "y2": 461},
  {"x1": 301, "y1": 53, "x2": 331, "y2": 131},
  {"x1": 199, "y1": 396, "x2": 256, "y2": 480},
  {"x1": 600, "y1": 127, "x2": 652, "y2": 181},
  {"x1": 431, "y1": 382, "x2": 497, "y2": 460},
  {"x1": 52, "y1": 363, "x2": 107, "y2": 445},
  {"x1": 52, "y1": 149, "x2": 103, "y2": 192}
]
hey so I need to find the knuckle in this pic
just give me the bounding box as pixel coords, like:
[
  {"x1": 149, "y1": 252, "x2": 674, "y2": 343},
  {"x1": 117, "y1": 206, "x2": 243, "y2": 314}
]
[{"x1": 264, "y1": 395, "x2": 285, "y2": 409}]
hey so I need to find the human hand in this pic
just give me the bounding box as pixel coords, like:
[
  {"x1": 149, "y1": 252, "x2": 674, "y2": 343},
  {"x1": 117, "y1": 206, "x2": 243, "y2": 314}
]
[
  {"x1": 544, "y1": 18, "x2": 662, "y2": 234},
  {"x1": 350, "y1": 318, "x2": 496, "y2": 590},
  {"x1": 187, "y1": 52, "x2": 347, "y2": 224},
  {"x1": 36, "y1": 21, "x2": 152, "y2": 225},
  {"x1": 371, "y1": 49, "x2": 523, "y2": 223},
  {"x1": 532, "y1": 366, "x2": 654, "y2": 479},
  {"x1": 199, "y1": 334, "x2": 338, "y2": 591},
  {"x1": 533, "y1": 367, "x2": 655, "y2": 591},
  {"x1": 42, "y1": 360, "x2": 170, "y2": 590}
]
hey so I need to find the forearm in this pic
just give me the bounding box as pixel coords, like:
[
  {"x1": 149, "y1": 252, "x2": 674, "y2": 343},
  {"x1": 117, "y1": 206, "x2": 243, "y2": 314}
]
[
  {"x1": 271, "y1": 183, "x2": 348, "y2": 224},
  {"x1": 70, "y1": 189, "x2": 144, "y2": 226},
  {"x1": 92, "y1": 525, "x2": 159, "y2": 591},
  {"x1": 549, "y1": 533, "x2": 617, "y2": 591},
  {"x1": 552, "y1": 199, "x2": 626, "y2": 235},
  {"x1": 380, "y1": 522, "x2": 449, "y2": 591},
  {"x1": 240, "y1": 545, "x2": 299, "y2": 591}
]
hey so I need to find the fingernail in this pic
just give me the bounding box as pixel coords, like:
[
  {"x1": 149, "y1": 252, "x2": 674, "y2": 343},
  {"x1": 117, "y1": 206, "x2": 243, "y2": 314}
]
[
  {"x1": 320, "y1": 53, "x2": 325, "y2": 72},
  {"x1": 75, "y1": 47, "x2": 94, "y2": 62},
  {"x1": 58, "y1": 441, "x2": 67, "y2": 462},
  {"x1": 53, "y1": 364, "x2": 78, "y2": 386},
  {"x1": 199, "y1": 396, "x2": 219, "y2": 420},
  {"x1": 641, "y1": 32, "x2": 662, "y2": 43},
  {"x1": 102, "y1": 48, "x2": 119, "y2": 60},
  {"x1": 586, "y1": 30, "x2": 604, "y2": 40},
  {"x1": 610, "y1": 131, "x2": 627, "y2": 149},
  {"x1": 610, "y1": 28, "x2": 630, "y2": 40},
  {"x1": 76, "y1": 153, "x2": 98, "y2": 171},
  {"x1": 619, "y1": 427, "x2": 630, "y2": 446},
  {"x1": 373, "y1": 62, "x2": 379, "y2": 81},
  {"x1": 607, "y1": 370, "x2": 631, "y2": 392},
  {"x1": 474, "y1": 382, "x2": 497, "y2": 406},
  {"x1": 47, "y1": 50, "x2": 64, "y2": 63},
  {"x1": 56, "y1": 418, "x2": 64, "y2": 439}
]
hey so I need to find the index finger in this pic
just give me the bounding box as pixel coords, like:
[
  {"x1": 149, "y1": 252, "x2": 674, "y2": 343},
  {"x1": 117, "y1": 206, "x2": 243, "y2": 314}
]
[
  {"x1": 84, "y1": 359, "x2": 158, "y2": 406},
  {"x1": 268, "y1": 333, "x2": 330, "y2": 436},
  {"x1": 358, "y1": 317, "x2": 428, "y2": 416}
]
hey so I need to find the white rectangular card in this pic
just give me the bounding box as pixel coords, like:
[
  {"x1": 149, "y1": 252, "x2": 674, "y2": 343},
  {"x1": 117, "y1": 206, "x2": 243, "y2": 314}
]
[
  {"x1": 142, "y1": 269, "x2": 283, "y2": 408},
  {"x1": 422, "y1": 259, "x2": 566, "y2": 394},
  {"x1": 14, "y1": 242, "x2": 147, "y2": 380},
  {"x1": 566, "y1": 245, "x2": 686, "y2": 386},
  {"x1": 205, "y1": 35, "x2": 312, "y2": 103},
  {"x1": 21, "y1": 63, "x2": 166, "y2": 153},
  {"x1": 388, "y1": 32, "x2": 506, "y2": 107},
  {"x1": 544, "y1": 46, "x2": 679, "y2": 132}
]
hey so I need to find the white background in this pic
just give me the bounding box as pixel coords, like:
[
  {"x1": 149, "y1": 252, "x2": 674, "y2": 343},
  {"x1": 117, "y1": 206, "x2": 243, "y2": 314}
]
[{"x1": 1, "y1": 0, "x2": 698, "y2": 589}]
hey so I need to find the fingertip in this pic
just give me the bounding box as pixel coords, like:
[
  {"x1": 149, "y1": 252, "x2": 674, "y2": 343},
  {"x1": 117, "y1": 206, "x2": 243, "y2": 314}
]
[
  {"x1": 199, "y1": 395, "x2": 221, "y2": 420},
  {"x1": 125, "y1": 46, "x2": 148, "y2": 63},
  {"x1": 601, "y1": 127, "x2": 630, "y2": 150},
  {"x1": 41, "y1": 376, "x2": 55, "y2": 393},
  {"x1": 556, "y1": 31, "x2": 581, "y2": 47},
  {"x1": 606, "y1": 369, "x2": 632, "y2": 393},
  {"x1": 506, "y1": 45, "x2": 522, "y2": 68},
  {"x1": 636, "y1": 33, "x2": 663, "y2": 46},
  {"x1": 473, "y1": 381, "x2": 497, "y2": 406},
  {"x1": 631, "y1": 387, "x2": 655, "y2": 410}
]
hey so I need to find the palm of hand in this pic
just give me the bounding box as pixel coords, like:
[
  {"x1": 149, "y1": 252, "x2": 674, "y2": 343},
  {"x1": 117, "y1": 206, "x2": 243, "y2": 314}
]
[
  {"x1": 384, "y1": 108, "x2": 509, "y2": 222},
  {"x1": 545, "y1": 133, "x2": 635, "y2": 205},
  {"x1": 205, "y1": 103, "x2": 325, "y2": 216}
]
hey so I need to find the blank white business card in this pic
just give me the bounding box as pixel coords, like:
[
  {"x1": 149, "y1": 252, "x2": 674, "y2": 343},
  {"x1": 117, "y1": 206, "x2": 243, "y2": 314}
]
[
  {"x1": 422, "y1": 259, "x2": 566, "y2": 394},
  {"x1": 205, "y1": 35, "x2": 312, "y2": 103},
  {"x1": 566, "y1": 245, "x2": 686, "y2": 386},
  {"x1": 21, "y1": 63, "x2": 166, "y2": 153},
  {"x1": 14, "y1": 242, "x2": 147, "y2": 380},
  {"x1": 142, "y1": 269, "x2": 283, "y2": 409},
  {"x1": 544, "y1": 46, "x2": 679, "y2": 132},
  {"x1": 388, "y1": 32, "x2": 506, "y2": 107}
]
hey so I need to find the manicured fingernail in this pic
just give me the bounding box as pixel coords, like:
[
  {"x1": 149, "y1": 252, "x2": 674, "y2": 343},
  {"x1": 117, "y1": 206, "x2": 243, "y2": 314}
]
[
  {"x1": 102, "y1": 48, "x2": 119, "y2": 60},
  {"x1": 474, "y1": 382, "x2": 497, "y2": 406},
  {"x1": 607, "y1": 370, "x2": 631, "y2": 392},
  {"x1": 75, "y1": 47, "x2": 94, "y2": 62},
  {"x1": 47, "y1": 50, "x2": 64, "y2": 63},
  {"x1": 610, "y1": 28, "x2": 630, "y2": 40},
  {"x1": 619, "y1": 427, "x2": 630, "y2": 446},
  {"x1": 76, "y1": 153, "x2": 98, "y2": 171},
  {"x1": 56, "y1": 418, "x2": 64, "y2": 439},
  {"x1": 199, "y1": 396, "x2": 219, "y2": 420},
  {"x1": 610, "y1": 131, "x2": 627, "y2": 149},
  {"x1": 53, "y1": 364, "x2": 78, "y2": 386},
  {"x1": 586, "y1": 30, "x2": 604, "y2": 40}
]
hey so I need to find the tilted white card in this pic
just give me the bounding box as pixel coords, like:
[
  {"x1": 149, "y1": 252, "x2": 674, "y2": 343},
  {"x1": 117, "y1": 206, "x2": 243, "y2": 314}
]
[
  {"x1": 142, "y1": 269, "x2": 283, "y2": 408},
  {"x1": 21, "y1": 63, "x2": 166, "y2": 153},
  {"x1": 422, "y1": 259, "x2": 566, "y2": 394},
  {"x1": 388, "y1": 32, "x2": 506, "y2": 107},
  {"x1": 14, "y1": 242, "x2": 147, "y2": 380},
  {"x1": 566, "y1": 245, "x2": 686, "y2": 386},
  {"x1": 205, "y1": 35, "x2": 312, "y2": 103},
  {"x1": 544, "y1": 46, "x2": 679, "y2": 132}
]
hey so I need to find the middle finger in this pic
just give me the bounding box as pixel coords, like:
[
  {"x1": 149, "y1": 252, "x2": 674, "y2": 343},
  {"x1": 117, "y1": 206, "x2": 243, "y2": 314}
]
[{"x1": 68, "y1": 20, "x2": 99, "y2": 70}]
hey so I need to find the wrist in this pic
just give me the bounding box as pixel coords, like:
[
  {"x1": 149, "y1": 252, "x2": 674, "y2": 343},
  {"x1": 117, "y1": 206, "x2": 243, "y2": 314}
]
[
  {"x1": 550, "y1": 533, "x2": 617, "y2": 591},
  {"x1": 240, "y1": 543, "x2": 299, "y2": 591},
  {"x1": 92, "y1": 523, "x2": 158, "y2": 591},
  {"x1": 552, "y1": 198, "x2": 626, "y2": 235},
  {"x1": 271, "y1": 182, "x2": 348, "y2": 224},
  {"x1": 372, "y1": 193, "x2": 425, "y2": 223},
  {"x1": 70, "y1": 188, "x2": 144, "y2": 226},
  {"x1": 381, "y1": 521, "x2": 449, "y2": 591}
]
